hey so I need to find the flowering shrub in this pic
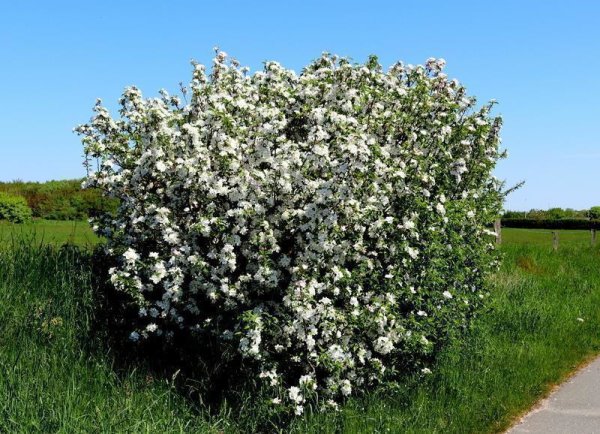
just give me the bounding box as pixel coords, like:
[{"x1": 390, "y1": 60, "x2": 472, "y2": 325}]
[{"x1": 76, "y1": 51, "x2": 503, "y2": 415}]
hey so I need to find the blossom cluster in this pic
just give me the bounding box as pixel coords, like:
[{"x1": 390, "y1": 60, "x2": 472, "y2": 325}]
[{"x1": 76, "y1": 51, "x2": 503, "y2": 414}]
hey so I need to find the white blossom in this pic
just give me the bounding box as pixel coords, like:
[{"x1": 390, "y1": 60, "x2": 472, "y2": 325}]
[
  {"x1": 374, "y1": 336, "x2": 394, "y2": 355},
  {"x1": 288, "y1": 386, "x2": 303, "y2": 404},
  {"x1": 76, "y1": 51, "x2": 503, "y2": 413},
  {"x1": 123, "y1": 248, "x2": 139, "y2": 264}
]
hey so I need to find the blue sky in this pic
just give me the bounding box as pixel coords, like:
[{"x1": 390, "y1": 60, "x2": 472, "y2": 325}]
[{"x1": 0, "y1": 0, "x2": 598, "y2": 210}]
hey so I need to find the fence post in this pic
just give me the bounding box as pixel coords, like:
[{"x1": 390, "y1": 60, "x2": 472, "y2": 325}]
[
  {"x1": 494, "y1": 218, "x2": 502, "y2": 245},
  {"x1": 592, "y1": 228, "x2": 597, "y2": 247},
  {"x1": 552, "y1": 231, "x2": 559, "y2": 251}
]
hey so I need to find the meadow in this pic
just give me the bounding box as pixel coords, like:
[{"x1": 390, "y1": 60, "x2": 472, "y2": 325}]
[
  {"x1": 2, "y1": 223, "x2": 600, "y2": 432},
  {"x1": 0, "y1": 219, "x2": 100, "y2": 248}
]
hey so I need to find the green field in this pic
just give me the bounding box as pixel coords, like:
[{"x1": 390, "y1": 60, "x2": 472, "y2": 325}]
[
  {"x1": 2, "y1": 224, "x2": 600, "y2": 432},
  {"x1": 502, "y1": 227, "x2": 595, "y2": 247},
  {"x1": 0, "y1": 219, "x2": 100, "y2": 247},
  {"x1": 1, "y1": 220, "x2": 596, "y2": 251}
]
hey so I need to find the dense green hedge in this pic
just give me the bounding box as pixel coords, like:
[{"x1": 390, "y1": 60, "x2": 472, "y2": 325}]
[
  {"x1": 501, "y1": 218, "x2": 600, "y2": 230},
  {"x1": 0, "y1": 192, "x2": 33, "y2": 223},
  {"x1": 0, "y1": 180, "x2": 117, "y2": 220}
]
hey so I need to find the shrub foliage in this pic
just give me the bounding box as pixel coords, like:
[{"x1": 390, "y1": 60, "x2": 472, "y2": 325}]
[
  {"x1": 76, "y1": 52, "x2": 504, "y2": 414},
  {"x1": 0, "y1": 192, "x2": 32, "y2": 223}
]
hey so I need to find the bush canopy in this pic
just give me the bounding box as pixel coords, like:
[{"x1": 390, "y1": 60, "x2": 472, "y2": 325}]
[{"x1": 77, "y1": 52, "x2": 504, "y2": 415}]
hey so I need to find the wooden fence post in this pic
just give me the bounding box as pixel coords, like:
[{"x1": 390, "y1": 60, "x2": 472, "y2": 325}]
[
  {"x1": 592, "y1": 228, "x2": 597, "y2": 247},
  {"x1": 552, "y1": 231, "x2": 559, "y2": 251},
  {"x1": 494, "y1": 218, "x2": 502, "y2": 245}
]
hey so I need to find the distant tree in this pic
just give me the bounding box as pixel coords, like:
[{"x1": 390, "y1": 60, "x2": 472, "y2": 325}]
[
  {"x1": 526, "y1": 209, "x2": 545, "y2": 220},
  {"x1": 546, "y1": 207, "x2": 567, "y2": 220},
  {"x1": 587, "y1": 206, "x2": 600, "y2": 219},
  {"x1": 502, "y1": 210, "x2": 526, "y2": 219}
]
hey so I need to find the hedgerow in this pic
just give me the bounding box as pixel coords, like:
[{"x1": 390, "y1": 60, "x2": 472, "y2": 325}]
[
  {"x1": 0, "y1": 180, "x2": 117, "y2": 220},
  {"x1": 501, "y1": 218, "x2": 600, "y2": 230},
  {"x1": 76, "y1": 51, "x2": 504, "y2": 416}
]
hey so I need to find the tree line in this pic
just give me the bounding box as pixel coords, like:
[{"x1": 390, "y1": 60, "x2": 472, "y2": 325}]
[
  {"x1": 0, "y1": 179, "x2": 117, "y2": 221},
  {"x1": 503, "y1": 207, "x2": 600, "y2": 220}
]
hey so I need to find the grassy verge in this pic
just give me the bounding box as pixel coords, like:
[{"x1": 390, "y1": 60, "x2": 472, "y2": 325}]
[
  {"x1": 1, "y1": 230, "x2": 600, "y2": 432},
  {"x1": 291, "y1": 242, "x2": 600, "y2": 432},
  {"x1": 0, "y1": 242, "x2": 222, "y2": 433}
]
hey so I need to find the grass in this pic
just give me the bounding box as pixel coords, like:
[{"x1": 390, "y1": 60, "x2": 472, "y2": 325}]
[
  {"x1": 2, "y1": 225, "x2": 600, "y2": 432},
  {"x1": 502, "y1": 227, "x2": 595, "y2": 248},
  {"x1": 0, "y1": 219, "x2": 99, "y2": 248},
  {"x1": 0, "y1": 242, "x2": 222, "y2": 433}
]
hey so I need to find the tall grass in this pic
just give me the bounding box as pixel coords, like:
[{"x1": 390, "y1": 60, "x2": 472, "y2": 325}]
[
  {"x1": 0, "y1": 240, "x2": 223, "y2": 433},
  {"x1": 2, "y1": 235, "x2": 600, "y2": 432}
]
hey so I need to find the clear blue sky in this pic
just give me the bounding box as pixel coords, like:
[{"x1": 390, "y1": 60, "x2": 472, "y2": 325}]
[{"x1": 1, "y1": 0, "x2": 598, "y2": 211}]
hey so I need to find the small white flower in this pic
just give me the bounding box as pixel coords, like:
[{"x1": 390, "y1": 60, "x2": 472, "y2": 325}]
[
  {"x1": 150, "y1": 262, "x2": 167, "y2": 284},
  {"x1": 374, "y1": 336, "x2": 394, "y2": 355},
  {"x1": 123, "y1": 248, "x2": 139, "y2": 263},
  {"x1": 326, "y1": 399, "x2": 339, "y2": 410},
  {"x1": 288, "y1": 386, "x2": 303, "y2": 403},
  {"x1": 156, "y1": 161, "x2": 167, "y2": 172},
  {"x1": 406, "y1": 246, "x2": 419, "y2": 259},
  {"x1": 404, "y1": 220, "x2": 416, "y2": 230},
  {"x1": 299, "y1": 374, "x2": 317, "y2": 390},
  {"x1": 328, "y1": 345, "x2": 346, "y2": 362},
  {"x1": 442, "y1": 291, "x2": 453, "y2": 299},
  {"x1": 340, "y1": 379, "x2": 352, "y2": 396}
]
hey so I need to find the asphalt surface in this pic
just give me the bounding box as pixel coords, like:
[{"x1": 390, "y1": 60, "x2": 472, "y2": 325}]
[{"x1": 508, "y1": 356, "x2": 600, "y2": 433}]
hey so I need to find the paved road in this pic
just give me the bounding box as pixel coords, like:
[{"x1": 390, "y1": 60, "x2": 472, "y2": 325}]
[{"x1": 508, "y1": 356, "x2": 600, "y2": 433}]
